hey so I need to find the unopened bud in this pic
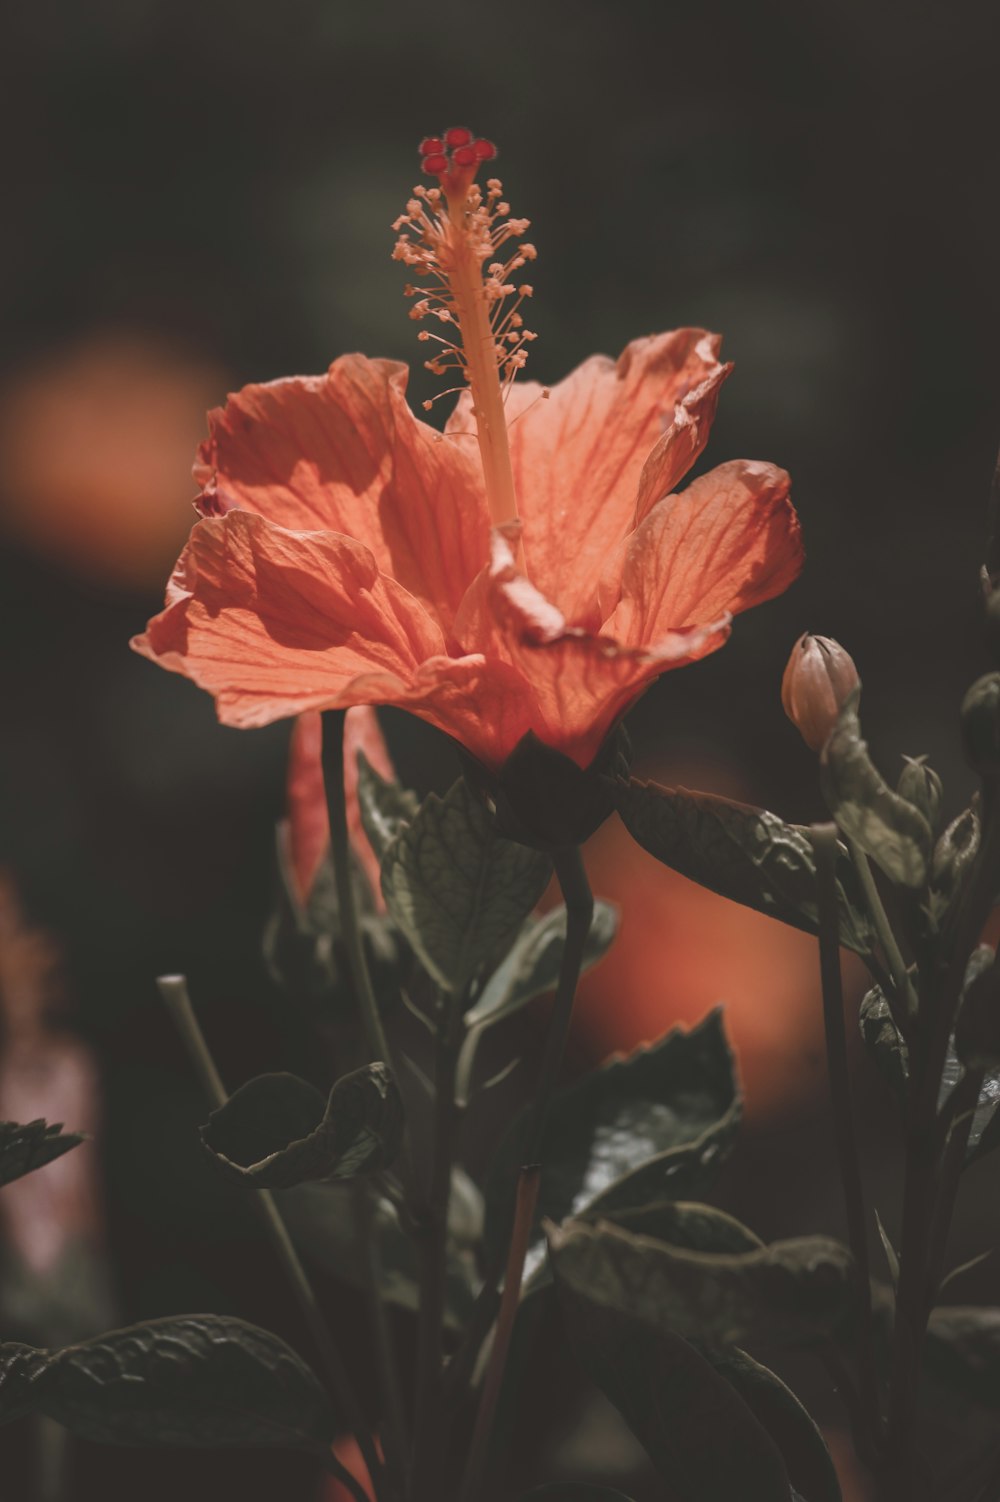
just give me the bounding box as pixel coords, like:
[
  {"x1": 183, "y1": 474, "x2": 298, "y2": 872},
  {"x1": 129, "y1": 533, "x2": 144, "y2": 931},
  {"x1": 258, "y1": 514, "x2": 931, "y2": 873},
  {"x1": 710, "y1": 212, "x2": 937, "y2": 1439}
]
[
  {"x1": 781, "y1": 634, "x2": 860, "y2": 752},
  {"x1": 961, "y1": 673, "x2": 1000, "y2": 775},
  {"x1": 897, "y1": 756, "x2": 943, "y2": 835}
]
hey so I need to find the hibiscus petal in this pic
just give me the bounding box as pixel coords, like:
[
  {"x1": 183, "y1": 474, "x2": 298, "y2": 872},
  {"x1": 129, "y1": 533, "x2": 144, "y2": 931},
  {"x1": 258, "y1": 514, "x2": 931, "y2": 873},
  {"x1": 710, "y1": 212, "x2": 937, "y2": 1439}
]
[
  {"x1": 603, "y1": 459, "x2": 803, "y2": 644},
  {"x1": 453, "y1": 530, "x2": 720, "y2": 769},
  {"x1": 195, "y1": 354, "x2": 489, "y2": 626},
  {"x1": 446, "y1": 330, "x2": 728, "y2": 627},
  {"x1": 132, "y1": 510, "x2": 448, "y2": 726}
]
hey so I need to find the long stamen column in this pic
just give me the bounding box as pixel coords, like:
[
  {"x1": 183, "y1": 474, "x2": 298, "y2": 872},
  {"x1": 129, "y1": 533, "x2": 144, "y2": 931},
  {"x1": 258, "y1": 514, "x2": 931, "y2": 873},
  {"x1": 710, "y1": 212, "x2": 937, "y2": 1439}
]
[{"x1": 392, "y1": 127, "x2": 537, "y2": 531}]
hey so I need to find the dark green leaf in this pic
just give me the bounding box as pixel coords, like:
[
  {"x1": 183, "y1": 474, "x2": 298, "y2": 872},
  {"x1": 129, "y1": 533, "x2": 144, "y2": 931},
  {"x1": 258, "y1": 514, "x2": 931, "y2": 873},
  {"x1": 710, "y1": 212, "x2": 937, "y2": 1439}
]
[
  {"x1": 380, "y1": 778, "x2": 552, "y2": 994},
  {"x1": 859, "y1": 987, "x2": 908, "y2": 1099},
  {"x1": 0, "y1": 1315, "x2": 335, "y2": 1452},
  {"x1": 874, "y1": 1210, "x2": 900, "y2": 1293},
  {"x1": 200, "y1": 1065, "x2": 403, "y2": 1189},
  {"x1": 615, "y1": 779, "x2": 873, "y2": 954},
  {"x1": 926, "y1": 1306, "x2": 1000, "y2": 1409},
  {"x1": 864, "y1": 973, "x2": 1000, "y2": 1165},
  {"x1": 484, "y1": 1010, "x2": 740, "y2": 1273},
  {"x1": 465, "y1": 901, "x2": 619, "y2": 1028},
  {"x1": 608, "y1": 1200, "x2": 764, "y2": 1255},
  {"x1": 819, "y1": 696, "x2": 932, "y2": 887},
  {"x1": 548, "y1": 1217, "x2": 856, "y2": 1348},
  {"x1": 0, "y1": 1120, "x2": 84, "y2": 1189},
  {"x1": 554, "y1": 1277, "x2": 793, "y2": 1502},
  {"x1": 707, "y1": 1347, "x2": 842, "y2": 1502},
  {"x1": 356, "y1": 752, "x2": 420, "y2": 863},
  {"x1": 278, "y1": 1177, "x2": 479, "y2": 1327},
  {"x1": 926, "y1": 806, "x2": 980, "y2": 931}
]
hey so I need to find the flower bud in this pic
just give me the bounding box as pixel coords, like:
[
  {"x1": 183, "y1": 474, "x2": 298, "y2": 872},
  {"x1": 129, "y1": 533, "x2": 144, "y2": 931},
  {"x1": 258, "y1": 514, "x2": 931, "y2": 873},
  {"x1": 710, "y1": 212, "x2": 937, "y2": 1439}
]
[
  {"x1": 896, "y1": 756, "x2": 943, "y2": 835},
  {"x1": 961, "y1": 673, "x2": 1000, "y2": 775},
  {"x1": 781, "y1": 634, "x2": 860, "y2": 752}
]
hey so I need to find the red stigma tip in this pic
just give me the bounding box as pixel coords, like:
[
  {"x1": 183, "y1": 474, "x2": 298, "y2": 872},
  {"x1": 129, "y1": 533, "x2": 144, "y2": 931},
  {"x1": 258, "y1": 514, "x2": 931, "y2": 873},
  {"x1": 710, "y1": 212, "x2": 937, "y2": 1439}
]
[
  {"x1": 444, "y1": 125, "x2": 473, "y2": 148},
  {"x1": 452, "y1": 144, "x2": 477, "y2": 168},
  {"x1": 418, "y1": 136, "x2": 444, "y2": 157},
  {"x1": 421, "y1": 152, "x2": 449, "y2": 176},
  {"x1": 473, "y1": 138, "x2": 497, "y2": 160}
]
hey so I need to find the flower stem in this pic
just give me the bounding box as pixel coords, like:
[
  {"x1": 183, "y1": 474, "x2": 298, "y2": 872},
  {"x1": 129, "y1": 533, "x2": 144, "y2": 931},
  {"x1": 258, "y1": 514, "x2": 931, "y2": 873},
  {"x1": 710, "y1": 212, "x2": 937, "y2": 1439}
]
[
  {"x1": 322, "y1": 709, "x2": 392, "y2": 1065},
  {"x1": 810, "y1": 826, "x2": 884, "y2": 1462},
  {"x1": 409, "y1": 991, "x2": 463, "y2": 1502},
  {"x1": 353, "y1": 1179, "x2": 408, "y2": 1495},
  {"x1": 458, "y1": 1166, "x2": 540, "y2": 1502},
  {"x1": 847, "y1": 836, "x2": 918, "y2": 1022},
  {"x1": 158, "y1": 975, "x2": 383, "y2": 1497},
  {"x1": 884, "y1": 787, "x2": 1000, "y2": 1499},
  {"x1": 449, "y1": 847, "x2": 593, "y2": 1492}
]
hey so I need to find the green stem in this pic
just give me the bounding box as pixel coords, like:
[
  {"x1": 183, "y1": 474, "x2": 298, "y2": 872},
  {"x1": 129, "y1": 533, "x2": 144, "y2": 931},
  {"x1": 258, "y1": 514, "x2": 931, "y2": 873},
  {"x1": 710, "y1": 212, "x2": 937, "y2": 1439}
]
[
  {"x1": 885, "y1": 786, "x2": 1000, "y2": 1499},
  {"x1": 518, "y1": 846, "x2": 594, "y2": 1169},
  {"x1": 449, "y1": 847, "x2": 593, "y2": 1485},
  {"x1": 322, "y1": 709, "x2": 392, "y2": 1065},
  {"x1": 458, "y1": 1166, "x2": 541, "y2": 1502},
  {"x1": 847, "y1": 836, "x2": 918, "y2": 1021},
  {"x1": 158, "y1": 975, "x2": 383, "y2": 1498},
  {"x1": 924, "y1": 1065, "x2": 984, "y2": 1301},
  {"x1": 353, "y1": 1179, "x2": 408, "y2": 1496},
  {"x1": 810, "y1": 827, "x2": 884, "y2": 1462},
  {"x1": 409, "y1": 992, "x2": 463, "y2": 1502}
]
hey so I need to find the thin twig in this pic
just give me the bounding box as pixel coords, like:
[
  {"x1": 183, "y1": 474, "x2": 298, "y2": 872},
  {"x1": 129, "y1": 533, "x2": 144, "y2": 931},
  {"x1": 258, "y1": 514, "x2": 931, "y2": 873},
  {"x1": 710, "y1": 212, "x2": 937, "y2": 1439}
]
[
  {"x1": 158, "y1": 975, "x2": 383, "y2": 1498},
  {"x1": 458, "y1": 1166, "x2": 541, "y2": 1502},
  {"x1": 810, "y1": 827, "x2": 884, "y2": 1460}
]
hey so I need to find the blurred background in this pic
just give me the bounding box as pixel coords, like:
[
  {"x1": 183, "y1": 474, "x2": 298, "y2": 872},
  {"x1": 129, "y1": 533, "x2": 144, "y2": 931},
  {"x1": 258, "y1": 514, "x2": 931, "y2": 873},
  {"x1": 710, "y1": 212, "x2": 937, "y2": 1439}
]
[{"x1": 2, "y1": 0, "x2": 1000, "y2": 1496}]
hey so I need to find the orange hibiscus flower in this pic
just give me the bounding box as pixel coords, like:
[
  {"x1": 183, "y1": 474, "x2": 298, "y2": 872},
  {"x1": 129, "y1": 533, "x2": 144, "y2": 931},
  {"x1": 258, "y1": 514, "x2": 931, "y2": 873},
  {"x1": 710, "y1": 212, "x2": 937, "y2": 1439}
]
[{"x1": 133, "y1": 130, "x2": 803, "y2": 774}]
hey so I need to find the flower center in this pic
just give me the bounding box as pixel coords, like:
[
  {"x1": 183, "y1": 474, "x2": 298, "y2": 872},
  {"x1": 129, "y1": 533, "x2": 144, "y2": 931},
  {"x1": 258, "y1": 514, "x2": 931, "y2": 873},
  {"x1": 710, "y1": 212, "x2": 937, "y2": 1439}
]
[{"x1": 392, "y1": 127, "x2": 537, "y2": 531}]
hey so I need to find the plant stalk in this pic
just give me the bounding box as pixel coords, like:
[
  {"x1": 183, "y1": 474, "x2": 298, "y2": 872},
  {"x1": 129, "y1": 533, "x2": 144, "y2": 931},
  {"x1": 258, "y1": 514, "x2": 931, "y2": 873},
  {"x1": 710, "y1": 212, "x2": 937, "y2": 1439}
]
[
  {"x1": 409, "y1": 991, "x2": 463, "y2": 1501},
  {"x1": 810, "y1": 827, "x2": 884, "y2": 1461},
  {"x1": 158, "y1": 975, "x2": 384, "y2": 1498},
  {"x1": 322, "y1": 709, "x2": 392, "y2": 1065},
  {"x1": 458, "y1": 1166, "x2": 541, "y2": 1502}
]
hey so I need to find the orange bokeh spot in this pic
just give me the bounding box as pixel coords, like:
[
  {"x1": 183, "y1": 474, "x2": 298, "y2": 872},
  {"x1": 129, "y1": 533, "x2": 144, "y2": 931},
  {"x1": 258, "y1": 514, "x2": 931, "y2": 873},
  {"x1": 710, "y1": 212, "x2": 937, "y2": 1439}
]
[{"x1": 576, "y1": 772, "x2": 866, "y2": 1122}]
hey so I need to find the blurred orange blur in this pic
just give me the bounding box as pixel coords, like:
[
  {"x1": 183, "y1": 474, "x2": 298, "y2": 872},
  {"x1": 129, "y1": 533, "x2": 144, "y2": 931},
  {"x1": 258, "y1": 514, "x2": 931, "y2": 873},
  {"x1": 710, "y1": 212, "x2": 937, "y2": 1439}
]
[
  {"x1": 576, "y1": 764, "x2": 867, "y2": 1123},
  {"x1": 0, "y1": 333, "x2": 224, "y2": 591}
]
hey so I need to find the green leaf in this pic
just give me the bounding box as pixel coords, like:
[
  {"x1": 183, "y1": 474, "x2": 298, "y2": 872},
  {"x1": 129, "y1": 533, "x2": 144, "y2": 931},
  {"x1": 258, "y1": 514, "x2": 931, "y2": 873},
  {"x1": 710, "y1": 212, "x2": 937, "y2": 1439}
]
[
  {"x1": 859, "y1": 987, "x2": 908, "y2": 1100},
  {"x1": 380, "y1": 777, "x2": 552, "y2": 994},
  {"x1": 356, "y1": 752, "x2": 420, "y2": 862},
  {"x1": 819, "y1": 695, "x2": 932, "y2": 888},
  {"x1": 465, "y1": 900, "x2": 619, "y2": 1028},
  {"x1": 614, "y1": 779, "x2": 873, "y2": 954},
  {"x1": 554, "y1": 1278, "x2": 793, "y2": 1502},
  {"x1": 860, "y1": 976, "x2": 1000, "y2": 1164},
  {"x1": 925, "y1": 1306, "x2": 1000, "y2": 1409},
  {"x1": 926, "y1": 806, "x2": 980, "y2": 931},
  {"x1": 278, "y1": 1176, "x2": 479, "y2": 1328},
  {"x1": 708, "y1": 1347, "x2": 842, "y2": 1502},
  {"x1": 875, "y1": 1209, "x2": 900, "y2": 1293},
  {"x1": 548, "y1": 1217, "x2": 857, "y2": 1348},
  {"x1": 484, "y1": 1010, "x2": 740, "y2": 1273},
  {"x1": 0, "y1": 1120, "x2": 84, "y2": 1189},
  {"x1": 608, "y1": 1200, "x2": 764, "y2": 1255},
  {"x1": 0, "y1": 1315, "x2": 335, "y2": 1452},
  {"x1": 200, "y1": 1065, "x2": 403, "y2": 1189}
]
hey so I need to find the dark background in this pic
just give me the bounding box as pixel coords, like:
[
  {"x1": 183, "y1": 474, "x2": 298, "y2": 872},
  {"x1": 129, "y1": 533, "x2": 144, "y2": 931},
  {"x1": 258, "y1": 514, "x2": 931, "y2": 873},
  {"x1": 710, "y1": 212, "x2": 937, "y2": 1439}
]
[{"x1": 1, "y1": 1, "x2": 999, "y2": 1497}]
